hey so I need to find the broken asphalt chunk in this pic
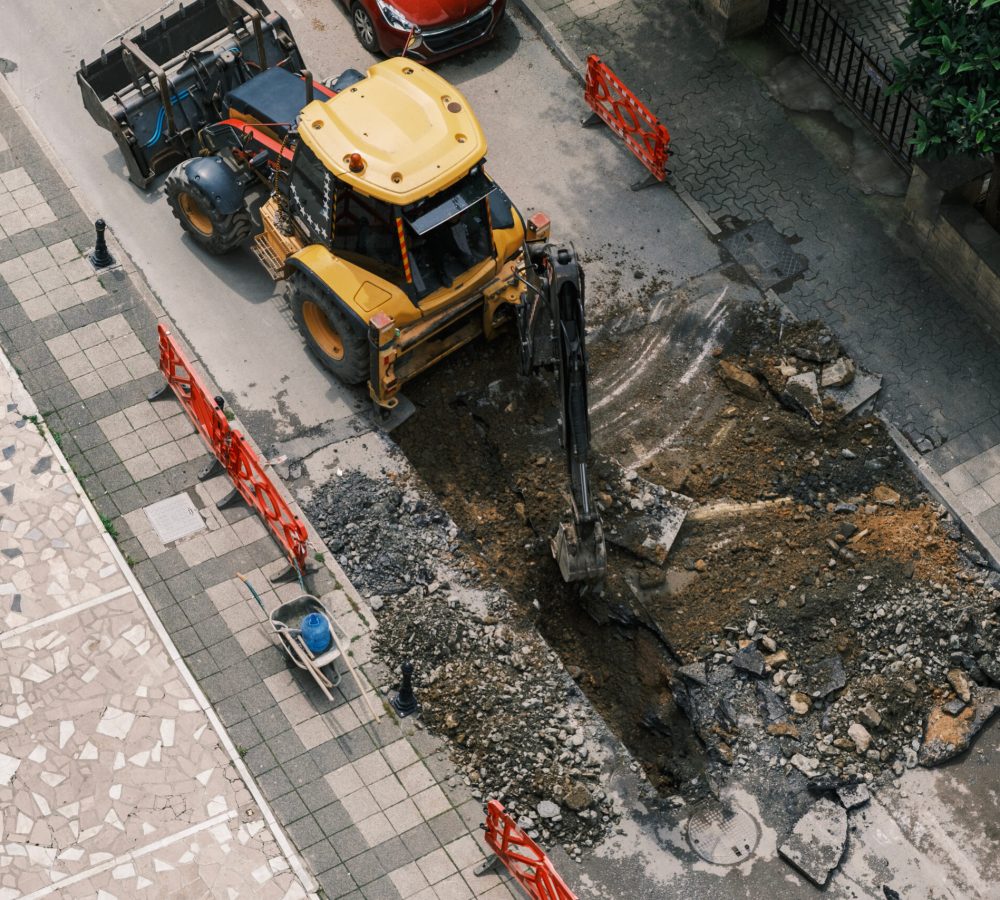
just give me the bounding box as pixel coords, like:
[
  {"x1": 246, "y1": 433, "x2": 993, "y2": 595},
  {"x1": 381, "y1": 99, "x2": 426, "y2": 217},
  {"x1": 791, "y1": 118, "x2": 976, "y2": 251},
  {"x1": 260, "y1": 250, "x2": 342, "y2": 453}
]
[
  {"x1": 779, "y1": 797, "x2": 848, "y2": 888},
  {"x1": 733, "y1": 645, "x2": 766, "y2": 677},
  {"x1": 836, "y1": 783, "x2": 870, "y2": 810},
  {"x1": 809, "y1": 655, "x2": 847, "y2": 698},
  {"x1": 677, "y1": 662, "x2": 708, "y2": 686}
]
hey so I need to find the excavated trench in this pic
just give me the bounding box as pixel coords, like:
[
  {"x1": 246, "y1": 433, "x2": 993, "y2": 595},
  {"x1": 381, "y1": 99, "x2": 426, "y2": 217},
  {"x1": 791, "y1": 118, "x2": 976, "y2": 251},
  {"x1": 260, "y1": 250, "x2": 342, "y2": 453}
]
[{"x1": 392, "y1": 321, "x2": 722, "y2": 795}]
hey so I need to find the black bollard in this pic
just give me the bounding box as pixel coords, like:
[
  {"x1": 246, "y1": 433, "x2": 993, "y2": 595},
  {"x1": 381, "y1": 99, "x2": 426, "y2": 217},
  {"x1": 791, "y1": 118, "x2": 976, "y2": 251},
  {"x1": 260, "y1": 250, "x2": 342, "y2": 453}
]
[
  {"x1": 391, "y1": 660, "x2": 419, "y2": 717},
  {"x1": 89, "y1": 219, "x2": 115, "y2": 269}
]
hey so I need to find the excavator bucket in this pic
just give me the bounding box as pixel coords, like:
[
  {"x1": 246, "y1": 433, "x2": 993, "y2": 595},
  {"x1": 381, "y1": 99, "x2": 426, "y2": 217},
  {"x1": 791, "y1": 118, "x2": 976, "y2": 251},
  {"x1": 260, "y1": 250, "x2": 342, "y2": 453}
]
[
  {"x1": 76, "y1": 0, "x2": 303, "y2": 187},
  {"x1": 552, "y1": 519, "x2": 607, "y2": 584}
]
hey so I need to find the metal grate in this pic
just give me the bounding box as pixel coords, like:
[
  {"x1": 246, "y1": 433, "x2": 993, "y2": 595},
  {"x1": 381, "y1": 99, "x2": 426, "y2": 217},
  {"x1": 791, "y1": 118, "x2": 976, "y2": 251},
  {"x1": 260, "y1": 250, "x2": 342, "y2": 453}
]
[
  {"x1": 687, "y1": 802, "x2": 762, "y2": 865},
  {"x1": 252, "y1": 231, "x2": 285, "y2": 281},
  {"x1": 769, "y1": 0, "x2": 921, "y2": 169},
  {"x1": 721, "y1": 221, "x2": 808, "y2": 290}
]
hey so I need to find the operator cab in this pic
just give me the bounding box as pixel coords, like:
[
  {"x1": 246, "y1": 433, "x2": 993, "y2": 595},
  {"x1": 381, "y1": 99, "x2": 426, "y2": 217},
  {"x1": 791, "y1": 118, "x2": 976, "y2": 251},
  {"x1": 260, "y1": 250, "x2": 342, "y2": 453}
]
[{"x1": 287, "y1": 141, "x2": 501, "y2": 303}]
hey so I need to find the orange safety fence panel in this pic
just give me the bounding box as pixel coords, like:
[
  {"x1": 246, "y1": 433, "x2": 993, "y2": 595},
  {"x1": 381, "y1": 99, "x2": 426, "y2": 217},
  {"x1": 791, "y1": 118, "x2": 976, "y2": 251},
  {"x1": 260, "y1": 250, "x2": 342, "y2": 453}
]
[
  {"x1": 155, "y1": 324, "x2": 309, "y2": 574},
  {"x1": 584, "y1": 54, "x2": 670, "y2": 183},
  {"x1": 481, "y1": 800, "x2": 577, "y2": 900}
]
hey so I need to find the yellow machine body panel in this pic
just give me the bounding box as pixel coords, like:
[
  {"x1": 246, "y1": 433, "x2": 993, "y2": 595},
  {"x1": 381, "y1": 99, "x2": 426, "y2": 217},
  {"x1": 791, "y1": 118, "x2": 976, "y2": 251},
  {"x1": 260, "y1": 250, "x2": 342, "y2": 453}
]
[
  {"x1": 289, "y1": 244, "x2": 418, "y2": 327},
  {"x1": 299, "y1": 59, "x2": 487, "y2": 206}
]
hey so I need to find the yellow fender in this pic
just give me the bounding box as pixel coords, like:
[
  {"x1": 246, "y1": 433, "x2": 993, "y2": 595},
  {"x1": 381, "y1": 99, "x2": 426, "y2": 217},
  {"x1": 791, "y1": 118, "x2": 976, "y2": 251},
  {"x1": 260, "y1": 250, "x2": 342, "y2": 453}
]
[{"x1": 286, "y1": 244, "x2": 418, "y2": 329}]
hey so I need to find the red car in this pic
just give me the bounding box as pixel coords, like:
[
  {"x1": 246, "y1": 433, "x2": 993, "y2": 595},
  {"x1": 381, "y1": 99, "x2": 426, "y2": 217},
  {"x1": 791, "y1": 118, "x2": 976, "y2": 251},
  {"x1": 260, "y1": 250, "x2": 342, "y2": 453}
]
[{"x1": 342, "y1": 0, "x2": 506, "y2": 63}]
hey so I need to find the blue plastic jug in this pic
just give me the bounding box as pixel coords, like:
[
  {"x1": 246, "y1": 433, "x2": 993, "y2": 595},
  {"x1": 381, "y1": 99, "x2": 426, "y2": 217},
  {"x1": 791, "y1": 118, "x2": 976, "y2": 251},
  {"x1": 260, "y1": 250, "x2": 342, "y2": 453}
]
[{"x1": 300, "y1": 612, "x2": 331, "y2": 654}]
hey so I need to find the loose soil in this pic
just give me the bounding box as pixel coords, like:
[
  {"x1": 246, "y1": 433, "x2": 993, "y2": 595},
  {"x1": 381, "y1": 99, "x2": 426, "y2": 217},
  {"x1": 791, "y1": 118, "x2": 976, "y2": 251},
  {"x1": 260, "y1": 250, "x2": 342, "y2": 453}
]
[{"x1": 391, "y1": 299, "x2": 1000, "y2": 793}]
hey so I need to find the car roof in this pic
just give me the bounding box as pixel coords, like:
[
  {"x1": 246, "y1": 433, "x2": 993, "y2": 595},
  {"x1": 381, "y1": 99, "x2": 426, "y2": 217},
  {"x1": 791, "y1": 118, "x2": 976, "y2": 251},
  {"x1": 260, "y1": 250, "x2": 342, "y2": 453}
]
[{"x1": 298, "y1": 58, "x2": 487, "y2": 205}]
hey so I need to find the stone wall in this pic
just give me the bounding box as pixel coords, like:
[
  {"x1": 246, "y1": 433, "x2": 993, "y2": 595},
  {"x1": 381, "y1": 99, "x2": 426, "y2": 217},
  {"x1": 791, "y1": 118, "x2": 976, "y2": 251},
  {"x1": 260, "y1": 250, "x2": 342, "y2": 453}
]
[
  {"x1": 903, "y1": 157, "x2": 1000, "y2": 336},
  {"x1": 697, "y1": 0, "x2": 769, "y2": 38}
]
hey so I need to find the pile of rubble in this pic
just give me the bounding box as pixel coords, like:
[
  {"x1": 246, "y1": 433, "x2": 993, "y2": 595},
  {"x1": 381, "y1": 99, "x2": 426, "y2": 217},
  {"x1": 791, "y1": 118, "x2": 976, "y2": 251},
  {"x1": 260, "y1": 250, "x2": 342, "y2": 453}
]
[{"x1": 305, "y1": 472, "x2": 619, "y2": 855}]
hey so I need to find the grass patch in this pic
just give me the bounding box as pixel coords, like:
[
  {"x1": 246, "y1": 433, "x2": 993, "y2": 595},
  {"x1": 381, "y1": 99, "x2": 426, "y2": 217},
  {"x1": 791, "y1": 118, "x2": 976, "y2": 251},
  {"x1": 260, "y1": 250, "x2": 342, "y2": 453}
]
[{"x1": 99, "y1": 513, "x2": 119, "y2": 540}]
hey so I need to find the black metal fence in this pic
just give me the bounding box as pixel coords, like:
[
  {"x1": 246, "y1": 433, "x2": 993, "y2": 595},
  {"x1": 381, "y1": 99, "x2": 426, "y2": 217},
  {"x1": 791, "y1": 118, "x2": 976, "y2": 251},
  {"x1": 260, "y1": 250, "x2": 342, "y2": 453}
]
[{"x1": 769, "y1": 0, "x2": 921, "y2": 169}]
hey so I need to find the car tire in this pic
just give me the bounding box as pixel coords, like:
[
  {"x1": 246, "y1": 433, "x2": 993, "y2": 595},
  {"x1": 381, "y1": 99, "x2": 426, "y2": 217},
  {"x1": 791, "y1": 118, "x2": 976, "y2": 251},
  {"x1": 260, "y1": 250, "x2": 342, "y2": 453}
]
[
  {"x1": 350, "y1": 2, "x2": 380, "y2": 55},
  {"x1": 289, "y1": 272, "x2": 369, "y2": 384},
  {"x1": 164, "y1": 163, "x2": 252, "y2": 255}
]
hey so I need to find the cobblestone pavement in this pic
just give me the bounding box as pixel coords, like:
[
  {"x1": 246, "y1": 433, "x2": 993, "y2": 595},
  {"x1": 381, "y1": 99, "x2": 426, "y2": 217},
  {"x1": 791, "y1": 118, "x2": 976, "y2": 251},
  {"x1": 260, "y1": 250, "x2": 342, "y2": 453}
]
[
  {"x1": 826, "y1": 0, "x2": 910, "y2": 63},
  {"x1": 0, "y1": 75, "x2": 515, "y2": 899},
  {"x1": 0, "y1": 351, "x2": 309, "y2": 898},
  {"x1": 522, "y1": 0, "x2": 1000, "y2": 552}
]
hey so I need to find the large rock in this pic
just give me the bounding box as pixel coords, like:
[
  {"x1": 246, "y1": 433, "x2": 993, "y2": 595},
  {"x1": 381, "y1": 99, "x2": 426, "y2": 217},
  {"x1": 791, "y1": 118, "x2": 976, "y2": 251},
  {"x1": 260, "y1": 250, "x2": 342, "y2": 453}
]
[
  {"x1": 781, "y1": 371, "x2": 824, "y2": 425},
  {"x1": 718, "y1": 360, "x2": 766, "y2": 400},
  {"x1": 562, "y1": 781, "x2": 592, "y2": 812},
  {"x1": 919, "y1": 687, "x2": 1000, "y2": 766},
  {"x1": 779, "y1": 798, "x2": 848, "y2": 887},
  {"x1": 847, "y1": 722, "x2": 872, "y2": 753},
  {"x1": 820, "y1": 357, "x2": 856, "y2": 388}
]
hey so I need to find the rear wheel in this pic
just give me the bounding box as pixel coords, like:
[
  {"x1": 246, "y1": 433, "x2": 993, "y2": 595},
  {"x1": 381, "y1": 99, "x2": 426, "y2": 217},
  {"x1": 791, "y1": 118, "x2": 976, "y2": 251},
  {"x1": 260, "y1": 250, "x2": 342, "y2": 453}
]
[
  {"x1": 350, "y1": 2, "x2": 380, "y2": 54},
  {"x1": 289, "y1": 273, "x2": 369, "y2": 384},
  {"x1": 164, "y1": 163, "x2": 252, "y2": 255}
]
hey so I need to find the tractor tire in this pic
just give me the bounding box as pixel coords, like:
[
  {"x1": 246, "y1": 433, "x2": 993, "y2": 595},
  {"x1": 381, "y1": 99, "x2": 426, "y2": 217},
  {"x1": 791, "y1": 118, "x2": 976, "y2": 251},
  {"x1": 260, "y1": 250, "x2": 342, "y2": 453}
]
[
  {"x1": 350, "y1": 1, "x2": 380, "y2": 55},
  {"x1": 164, "y1": 164, "x2": 252, "y2": 255},
  {"x1": 289, "y1": 273, "x2": 369, "y2": 385}
]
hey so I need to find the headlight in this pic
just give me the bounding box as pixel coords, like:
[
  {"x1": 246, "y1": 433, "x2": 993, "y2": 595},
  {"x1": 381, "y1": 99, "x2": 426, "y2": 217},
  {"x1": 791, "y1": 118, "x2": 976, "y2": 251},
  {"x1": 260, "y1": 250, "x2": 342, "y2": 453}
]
[{"x1": 375, "y1": 0, "x2": 416, "y2": 31}]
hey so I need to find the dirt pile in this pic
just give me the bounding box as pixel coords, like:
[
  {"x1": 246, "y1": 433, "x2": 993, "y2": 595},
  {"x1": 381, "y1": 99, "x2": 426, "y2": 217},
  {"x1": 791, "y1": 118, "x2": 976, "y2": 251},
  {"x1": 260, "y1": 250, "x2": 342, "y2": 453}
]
[
  {"x1": 386, "y1": 301, "x2": 1000, "y2": 797},
  {"x1": 655, "y1": 312, "x2": 1000, "y2": 784}
]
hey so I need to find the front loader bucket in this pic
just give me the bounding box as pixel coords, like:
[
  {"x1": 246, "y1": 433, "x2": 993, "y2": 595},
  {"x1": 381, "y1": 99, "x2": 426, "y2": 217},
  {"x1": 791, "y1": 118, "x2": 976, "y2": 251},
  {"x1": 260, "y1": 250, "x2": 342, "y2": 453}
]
[
  {"x1": 552, "y1": 519, "x2": 607, "y2": 584},
  {"x1": 77, "y1": 0, "x2": 304, "y2": 187}
]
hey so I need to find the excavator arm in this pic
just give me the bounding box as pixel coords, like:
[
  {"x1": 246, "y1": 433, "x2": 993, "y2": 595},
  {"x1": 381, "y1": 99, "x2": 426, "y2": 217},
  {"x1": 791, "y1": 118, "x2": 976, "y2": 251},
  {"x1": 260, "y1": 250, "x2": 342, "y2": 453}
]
[{"x1": 519, "y1": 245, "x2": 607, "y2": 583}]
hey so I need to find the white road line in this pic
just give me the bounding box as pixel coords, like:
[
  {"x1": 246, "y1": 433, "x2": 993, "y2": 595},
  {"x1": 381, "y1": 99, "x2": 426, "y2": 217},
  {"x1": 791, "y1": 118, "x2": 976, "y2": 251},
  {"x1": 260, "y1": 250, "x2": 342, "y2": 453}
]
[
  {"x1": 19, "y1": 811, "x2": 238, "y2": 899},
  {"x1": 0, "y1": 585, "x2": 133, "y2": 643}
]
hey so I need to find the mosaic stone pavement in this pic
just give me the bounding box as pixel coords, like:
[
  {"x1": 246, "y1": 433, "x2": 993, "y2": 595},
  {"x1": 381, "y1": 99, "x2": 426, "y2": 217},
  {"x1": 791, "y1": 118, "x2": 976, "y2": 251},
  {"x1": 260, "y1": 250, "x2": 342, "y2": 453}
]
[{"x1": 0, "y1": 352, "x2": 310, "y2": 899}]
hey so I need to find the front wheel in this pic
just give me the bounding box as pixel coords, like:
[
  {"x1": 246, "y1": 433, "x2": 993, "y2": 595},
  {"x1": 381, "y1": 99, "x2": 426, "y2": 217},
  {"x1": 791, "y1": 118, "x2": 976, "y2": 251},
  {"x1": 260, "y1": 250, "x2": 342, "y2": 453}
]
[
  {"x1": 164, "y1": 162, "x2": 252, "y2": 255},
  {"x1": 350, "y1": 2, "x2": 380, "y2": 54},
  {"x1": 289, "y1": 273, "x2": 369, "y2": 384}
]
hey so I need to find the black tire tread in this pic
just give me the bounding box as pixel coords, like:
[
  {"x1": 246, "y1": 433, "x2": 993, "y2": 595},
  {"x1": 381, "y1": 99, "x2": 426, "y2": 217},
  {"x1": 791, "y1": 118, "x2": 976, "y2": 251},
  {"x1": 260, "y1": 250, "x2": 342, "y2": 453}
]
[
  {"x1": 164, "y1": 162, "x2": 252, "y2": 255},
  {"x1": 289, "y1": 272, "x2": 369, "y2": 385}
]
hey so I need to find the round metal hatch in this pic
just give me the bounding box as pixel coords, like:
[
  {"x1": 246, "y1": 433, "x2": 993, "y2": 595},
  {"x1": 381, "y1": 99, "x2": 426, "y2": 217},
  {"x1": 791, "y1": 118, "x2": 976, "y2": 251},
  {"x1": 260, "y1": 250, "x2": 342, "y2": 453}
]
[{"x1": 686, "y1": 802, "x2": 761, "y2": 865}]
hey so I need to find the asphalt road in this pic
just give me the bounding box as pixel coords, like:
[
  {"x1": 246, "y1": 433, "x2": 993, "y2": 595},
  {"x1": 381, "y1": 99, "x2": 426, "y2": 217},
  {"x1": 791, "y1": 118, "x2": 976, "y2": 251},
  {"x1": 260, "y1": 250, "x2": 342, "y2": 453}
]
[{"x1": 0, "y1": 0, "x2": 718, "y2": 448}]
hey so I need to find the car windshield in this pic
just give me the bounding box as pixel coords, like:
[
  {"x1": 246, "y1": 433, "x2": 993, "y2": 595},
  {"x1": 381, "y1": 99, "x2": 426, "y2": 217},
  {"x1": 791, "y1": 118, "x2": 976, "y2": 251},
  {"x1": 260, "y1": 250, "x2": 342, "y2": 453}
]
[{"x1": 403, "y1": 170, "x2": 493, "y2": 299}]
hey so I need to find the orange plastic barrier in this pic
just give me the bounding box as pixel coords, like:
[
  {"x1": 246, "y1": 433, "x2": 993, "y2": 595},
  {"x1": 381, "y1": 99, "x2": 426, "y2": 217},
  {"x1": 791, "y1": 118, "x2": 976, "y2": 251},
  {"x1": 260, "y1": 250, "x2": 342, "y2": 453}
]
[
  {"x1": 481, "y1": 800, "x2": 577, "y2": 900},
  {"x1": 584, "y1": 54, "x2": 670, "y2": 183},
  {"x1": 155, "y1": 324, "x2": 309, "y2": 575}
]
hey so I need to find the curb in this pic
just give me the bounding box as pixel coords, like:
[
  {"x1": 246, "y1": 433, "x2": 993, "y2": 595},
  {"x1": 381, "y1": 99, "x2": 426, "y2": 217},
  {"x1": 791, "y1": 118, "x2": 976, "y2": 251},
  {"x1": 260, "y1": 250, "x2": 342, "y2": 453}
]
[
  {"x1": 0, "y1": 346, "x2": 320, "y2": 897},
  {"x1": 511, "y1": 0, "x2": 586, "y2": 83},
  {"x1": 882, "y1": 416, "x2": 1000, "y2": 571}
]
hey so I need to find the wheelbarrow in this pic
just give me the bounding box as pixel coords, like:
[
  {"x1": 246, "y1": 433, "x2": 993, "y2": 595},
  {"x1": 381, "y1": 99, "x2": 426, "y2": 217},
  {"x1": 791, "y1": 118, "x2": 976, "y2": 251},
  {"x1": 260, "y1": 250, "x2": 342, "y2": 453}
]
[
  {"x1": 270, "y1": 594, "x2": 345, "y2": 698},
  {"x1": 237, "y1": 574, "x2": 382, "y2": 718}
]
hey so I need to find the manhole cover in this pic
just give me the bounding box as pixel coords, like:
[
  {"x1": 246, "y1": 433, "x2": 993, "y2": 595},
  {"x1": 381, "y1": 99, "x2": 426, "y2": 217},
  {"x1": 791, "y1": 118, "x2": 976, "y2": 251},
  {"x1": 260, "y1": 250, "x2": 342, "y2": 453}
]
[
  {"x1": 686, "y1": 802, "x2": 761, "y2": 865},
  {"x1": 721, "y1": 221, "x2": 807, "y2": 290},
  {"x1": 144, "y1": 492, "x2": 205, "y2": 544}
]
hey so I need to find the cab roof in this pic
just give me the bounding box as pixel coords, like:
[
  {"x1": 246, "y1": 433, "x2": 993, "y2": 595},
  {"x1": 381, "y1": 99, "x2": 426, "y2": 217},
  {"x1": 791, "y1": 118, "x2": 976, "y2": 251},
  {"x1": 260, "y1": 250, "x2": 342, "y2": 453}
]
[{"x1": 298, "y1": 58, "x2": 487, "y2": 206}]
